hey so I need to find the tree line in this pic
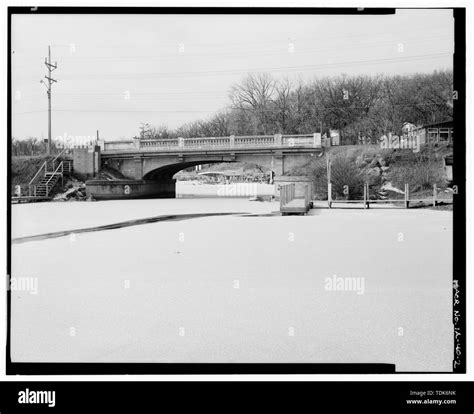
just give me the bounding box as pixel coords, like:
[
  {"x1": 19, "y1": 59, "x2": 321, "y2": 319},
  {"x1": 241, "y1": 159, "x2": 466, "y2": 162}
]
[
  {"x1": 11, "y1": 137, "x2": 62, "y2": 157},
  {"x1": 137, "y1": 70, "x2": 453, "y2": 145},
  {"x1": 12, "y1": 69, "x2": 453, "y2": 155}
]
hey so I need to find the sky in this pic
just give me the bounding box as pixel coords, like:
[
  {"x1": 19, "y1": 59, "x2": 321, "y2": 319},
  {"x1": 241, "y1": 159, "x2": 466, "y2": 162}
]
[{"x1": 11, "y1": 9, "x2": 454, "y2": 142}]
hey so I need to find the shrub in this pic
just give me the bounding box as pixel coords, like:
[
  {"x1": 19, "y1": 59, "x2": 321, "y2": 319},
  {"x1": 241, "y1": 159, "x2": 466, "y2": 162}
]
[
  {"x1": 387, "y1": 154, "x2": 446, "y2": 192},
  {"x1": 311, "y1": 161, "x2": 329, "y2": 199},
  {"x1": 330, "y1": 155, "x2": 365, "y2": 199},
  {"x1": 312, "y1": 154, "x2": 364, "y2": 200}
]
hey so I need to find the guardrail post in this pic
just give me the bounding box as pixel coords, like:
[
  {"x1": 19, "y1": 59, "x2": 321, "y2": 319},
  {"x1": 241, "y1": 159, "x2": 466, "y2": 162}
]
[
  {"x1": 404, "y1": 183, "x2": 410, "y2": 208},
  {"x1": 363, "y1": 183, "x2": 368, "y2": 209},
  {"x1": 367, "y1": 183, "x2": 370, "y2": 209},
  {"x1": 433, "y1": 184, "x2": 437, "y2": 207},
  {"x1": 328, "y1": 183, "x2": 332, "y2": 208},
  {"x1": 274, "y1": 134, "x2": 282, "y2": 147},
  {"x1": 229, "y1": 135, "x2": 235, "y2": 148},
  {"x1": 178, "y1": 137, "x2": 184, "y2": 148}
]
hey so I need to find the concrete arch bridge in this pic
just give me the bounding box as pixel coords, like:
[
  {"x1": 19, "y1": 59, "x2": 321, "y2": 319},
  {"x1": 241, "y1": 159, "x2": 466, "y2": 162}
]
[{"x1": 87, "y1": 134, "x2": 323, "y2": 199}]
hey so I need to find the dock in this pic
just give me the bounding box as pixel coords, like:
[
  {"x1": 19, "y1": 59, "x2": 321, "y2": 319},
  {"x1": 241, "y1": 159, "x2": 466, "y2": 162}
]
[
  {"x1": 11, "y1": 196, "x2": 51, "y2": 204},
  {"x1": 280, "y1": 183, "x2": 312, "y2": 215}
]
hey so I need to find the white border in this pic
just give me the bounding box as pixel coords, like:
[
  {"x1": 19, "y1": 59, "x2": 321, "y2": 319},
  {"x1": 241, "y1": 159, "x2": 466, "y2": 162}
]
[{"x1": 1, "y1": 0, "x2": 472, "y2": 382}]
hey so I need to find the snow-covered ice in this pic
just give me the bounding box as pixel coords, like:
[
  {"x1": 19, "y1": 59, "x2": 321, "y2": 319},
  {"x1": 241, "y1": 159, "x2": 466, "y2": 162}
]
[{"x1": 11, "y1": 198, "x2": 453, "y2": 371}]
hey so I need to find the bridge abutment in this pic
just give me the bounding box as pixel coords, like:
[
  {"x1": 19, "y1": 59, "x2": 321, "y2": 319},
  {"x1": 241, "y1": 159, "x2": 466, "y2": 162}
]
[{"x1": 85, "y1": 178, "x2": 176, "y2": 200}]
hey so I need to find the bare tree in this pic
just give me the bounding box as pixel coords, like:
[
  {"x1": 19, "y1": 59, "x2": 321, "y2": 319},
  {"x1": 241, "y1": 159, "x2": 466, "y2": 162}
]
[
  {"x1": 134, "y1": 70, "x2": 453, "y2": 143},
  {"x1": 273, "y1": 78, "x2": 292, "y2": 133},
  {"x1": 229, "y1": 73, "x2": 276, "y2": 134}
]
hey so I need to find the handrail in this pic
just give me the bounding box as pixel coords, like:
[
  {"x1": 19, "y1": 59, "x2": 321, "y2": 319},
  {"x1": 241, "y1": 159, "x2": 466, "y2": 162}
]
[
  {"x1": 44, "y1": 161, "x2": 63, "y2": 196},
  {"x1": 52, "y1": 148, "x2": 66, "y2": 164},
  {"x1": 28, "y1": 161, "x2": 47, "y2": 186}
]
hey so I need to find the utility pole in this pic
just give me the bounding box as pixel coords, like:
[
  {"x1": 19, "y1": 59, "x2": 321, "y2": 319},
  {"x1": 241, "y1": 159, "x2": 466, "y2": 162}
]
[{"x1": 41, "y1": 46, "x2": 57, "y2": 156}]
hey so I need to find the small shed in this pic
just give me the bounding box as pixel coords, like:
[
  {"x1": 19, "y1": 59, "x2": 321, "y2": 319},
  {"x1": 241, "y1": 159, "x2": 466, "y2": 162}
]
[{"x1": 416, "y1": 120, "x2": 453, "y2": 144}]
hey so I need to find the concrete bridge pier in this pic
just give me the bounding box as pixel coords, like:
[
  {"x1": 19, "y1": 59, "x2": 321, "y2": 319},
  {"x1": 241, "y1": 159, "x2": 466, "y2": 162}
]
[{"x1": 133, "y1": 156, "x2": 144, "y2": 180}]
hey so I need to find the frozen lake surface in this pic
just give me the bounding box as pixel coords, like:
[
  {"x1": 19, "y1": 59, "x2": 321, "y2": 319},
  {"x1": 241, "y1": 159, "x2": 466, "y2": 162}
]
[{"x1": 11, "y1": 198, "x2": 453, "y2": 371}]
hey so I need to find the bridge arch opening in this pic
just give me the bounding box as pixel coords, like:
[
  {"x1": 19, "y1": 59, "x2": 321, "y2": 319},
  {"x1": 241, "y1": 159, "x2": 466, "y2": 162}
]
[
  {"x1": 143, "y1": 161, "x2": 275, "y2": 183},
  {"x1": 142, "y1": 160, "x2": 233, "y2": 181},
  {"x1": 142, "y1": 161, "x2": 275, "y2": 199}
]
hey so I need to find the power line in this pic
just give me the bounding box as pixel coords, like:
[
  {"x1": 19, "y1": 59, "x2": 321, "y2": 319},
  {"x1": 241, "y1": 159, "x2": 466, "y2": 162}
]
[
  {"x1": 13, "y1": 102, "x2": 451, "y2": 116},
  {"x1": 54, "y1": 52, "x2": 452, "y2": 81},
  {"x1": 16, "y1": 91, "x2": 229, "y2": 99},
  {"x1": 14, "y1": 22, "x2": 451, "y2": 51},
  {"x1": 14, "y1": 95, "x2": 228, "y2": 102},
  {"x1": 47, "y1": 34, "x2": 449, "y2": 63},
  {"x1": 14, "y1": 109, "x2": 221, "y2": 115},
  {"x1": 13, "y1": 34, "x2": 451, "y2": 72}
]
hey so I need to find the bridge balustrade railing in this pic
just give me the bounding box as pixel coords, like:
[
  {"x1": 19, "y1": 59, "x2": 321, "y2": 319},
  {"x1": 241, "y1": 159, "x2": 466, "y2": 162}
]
[
  {"x1": 234, "y1": 135, "x2": 275, "y2": 146},
  {"x1": 282, "y1": 134, "x2": 314, "y2": 147},
  {"x1": 103, "y1": 141, "x2": 135, "y2": 151},
  {"x1": 102, "y1": 133, "x2": 321, "y2": 152},
  {"x1": 140, "y1": 139, "x2": 179, "y2": 149},
  {"x1": 183, "y1": 137, "x2": 231, "y2": 148}
]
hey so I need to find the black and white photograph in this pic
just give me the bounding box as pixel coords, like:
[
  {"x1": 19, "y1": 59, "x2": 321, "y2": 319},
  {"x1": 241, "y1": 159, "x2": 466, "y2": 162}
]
[{"x1": 7, "y1": 6, "x2": 466, "y2": 375}]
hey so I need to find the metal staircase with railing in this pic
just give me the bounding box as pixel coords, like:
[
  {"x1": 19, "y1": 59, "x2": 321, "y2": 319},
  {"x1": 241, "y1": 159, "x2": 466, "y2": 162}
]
[{"x1": 28, "y1": 151, "x2": 73, "y2": 199}]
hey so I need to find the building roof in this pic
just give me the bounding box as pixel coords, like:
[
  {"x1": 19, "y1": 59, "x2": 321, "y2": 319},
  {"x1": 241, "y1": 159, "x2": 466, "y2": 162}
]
[{"x1": 419, "y1": 120, "x2": 453, "y2": 129}]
